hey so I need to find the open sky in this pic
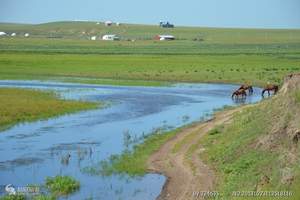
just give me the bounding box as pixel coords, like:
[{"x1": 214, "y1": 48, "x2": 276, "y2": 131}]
[{"x1": 1, "y1": 0, "x2": 300, "y2": 28}]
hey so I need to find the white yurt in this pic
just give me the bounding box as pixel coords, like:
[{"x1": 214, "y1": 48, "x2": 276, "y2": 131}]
[{"x1": 0, "y1": 32, "x2": 7, "y2": 36}]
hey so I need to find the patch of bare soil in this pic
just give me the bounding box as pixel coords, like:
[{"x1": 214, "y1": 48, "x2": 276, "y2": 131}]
[{"x1": 147, "y1": 107, "x2": 244, "y2": 200}]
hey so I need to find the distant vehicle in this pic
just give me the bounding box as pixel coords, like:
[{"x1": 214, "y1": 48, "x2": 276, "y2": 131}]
[
  {"x1": 154, "y1": 35, "x2": 175, "y2": 41},
  {"x1": 102, "y1": 34, "x2": 120, "y2": 41},
  {"x1": 159, "y1": 21, "x2": 174, "y2": 28},
  {"x1": 24, "y1": 33, "x2": 30, "y2": 37},
  {"x1": 0, "y1": 31, "x2": 7, "y2": 36}
]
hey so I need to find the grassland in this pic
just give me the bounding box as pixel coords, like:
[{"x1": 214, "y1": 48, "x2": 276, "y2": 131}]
[
  {"x1": 1, "y1": 21, "x2": 300, "y2": 199},
  {"x1": 199, "y1": 83, "x2": 300, "y2": 199},
  {"x1": 0, "y1": 21, "x2": 300, "y2": 86},
  {"x1": 0, "y1": 88, "x2": 98, "y2": 131}
]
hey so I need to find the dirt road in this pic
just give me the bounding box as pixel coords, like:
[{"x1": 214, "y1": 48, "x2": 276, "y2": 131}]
[{"x1": 147, "y1": 107, "x2": 243, "y2": 200}]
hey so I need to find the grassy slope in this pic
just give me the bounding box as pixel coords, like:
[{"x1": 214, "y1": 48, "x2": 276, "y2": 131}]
[
  {"x1": 0, "y1": 22, "x2": 300, "y2": 86},
  {"x1": 200, "y1": 79, "x2": 300, "y2": 199},
  {"x1": 0, "y1": 88, "x2": 98, "y2": 131}
]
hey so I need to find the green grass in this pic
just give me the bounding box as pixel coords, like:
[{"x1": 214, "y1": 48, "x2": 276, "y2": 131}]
[
  {"x1": 45, "y1": 176, "x2": 80, "y2": 196},
  {"x1": 0, "y1": 88, "x2": 98, "y2": 131},
  {"x1": 82, "y1": 128, "x2": 182, "y2": 176},
  {"x1": 200, "y1": 91, "x2": 300, "y2": 199},
  {"x1": 0, "y1": 21, "x2": 300, "y2": 87},
  {"x1": 1, "y1": 21, "x2": 300, "y2": 43},
  {"x1": 0, "y1": 195, "x2": 26, "y2": 200},
  {"x1": 0, "y1": 52, "x2": 299, "y2": 86},
  {"x1": 32, "y1": 195, "x2": 55, "y2": 200}
]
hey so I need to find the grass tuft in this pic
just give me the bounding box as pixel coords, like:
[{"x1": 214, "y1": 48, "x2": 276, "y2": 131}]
[{"x1": 45, "y1": 176, "x2": 80, "y2": 196}]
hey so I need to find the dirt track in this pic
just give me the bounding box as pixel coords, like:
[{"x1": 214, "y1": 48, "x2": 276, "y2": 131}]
[{"x1": 147, "y1": 107, "x2": 243, "y2": 200}]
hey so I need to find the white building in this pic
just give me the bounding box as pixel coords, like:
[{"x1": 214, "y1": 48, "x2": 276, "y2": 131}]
[
  {"x1": 105, "y1": 21, "x2": 113, "y2": 26},
  {"x1": 102, "y1": 34, "x2": 119, "y2": 41},
  {"x1": 91, "y1": 36, "x2": 97, "y2": 40},
  {"x1": 155, "y1": 35, "x2": 175, "y2": 41},
  {"x1": 11, "y1": 33, "x2": 16, "y2": 36},
  {"x1": 0, "y1": 32, "x2": 7, "y2": 36},
  {"x1": 24, "y1": 33, "x2": 30, "y2": 37}
]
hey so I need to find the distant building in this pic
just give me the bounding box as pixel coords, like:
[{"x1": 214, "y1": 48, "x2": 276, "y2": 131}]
[
  {"x1": 11, "y1": 33, "x2": 16, "y2": 36},
  {"x1": 154, "y1": 35, "x2": 175, "y2": 41},
  {"x1": 105, "y1": 21, "x2": 113, "y2": 26},
  {"x1": 159, "y1": 22, "x2": 174, "y2": 28},
  {"x1": 24, "y1": 33, "x2": 30, "y2": 37},
  {"x1": 91, "y1": 36, "x2": 97, "y2": 40},
  {"x1": 0, "y1": 32, "x2": 7, "y2": 36},
  {"x1": 102, "y1": 34, "x2": 120, "y2": 41}
]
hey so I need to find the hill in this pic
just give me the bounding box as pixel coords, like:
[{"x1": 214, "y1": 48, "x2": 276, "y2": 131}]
[
  {"x1": 0, "y1": 21, "x2": 299, "y2": 86},
  {"x1": 0, "y1": 21, "x2": 300, "y2": 43},
  {"x1": 199, "y1": 73, "x2": 300, "y2": 199}
]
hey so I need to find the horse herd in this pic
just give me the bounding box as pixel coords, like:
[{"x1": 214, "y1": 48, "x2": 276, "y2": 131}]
[{"x1": 232, "y1": 84, "x2": 279, "y2": 99}]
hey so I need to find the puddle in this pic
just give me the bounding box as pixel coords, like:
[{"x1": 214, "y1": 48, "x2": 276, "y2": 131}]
[{"x1": 0, "y1": 80, "x2": 262, "y2": 199}]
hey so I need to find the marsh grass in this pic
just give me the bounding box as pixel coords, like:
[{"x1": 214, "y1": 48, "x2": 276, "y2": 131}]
[
  {"x1": 0, "y1": 88, "x2": 98, "y2": 131},
  {"x1": 0, "y1": 195, "x2": 26, "y2": 200},
  {"x1": 32, "y1": 195, "x2": 55, "y2": 200},
  {"x1": 45, "y1": 176, "x2": 80, "y2": 196},
  {"x1": 82, "y1": 128, "x2": 182, "y2": 176}
]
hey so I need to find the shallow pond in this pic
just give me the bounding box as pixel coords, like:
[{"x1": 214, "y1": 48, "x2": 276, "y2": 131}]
[{"x1": 0, "y1": 81, "x2": 262, "y2": 199}]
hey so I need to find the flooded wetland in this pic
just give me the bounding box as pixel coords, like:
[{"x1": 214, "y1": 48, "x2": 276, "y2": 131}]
[{"x1": 0, "y1": 81, "x2": 262, "y2": 199}]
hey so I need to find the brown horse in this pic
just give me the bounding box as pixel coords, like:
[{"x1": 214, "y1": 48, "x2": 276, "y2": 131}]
[
  {"x1": 262, "y1": 84, "x2": 279, "y2": 96},
  {"x1": 239, "y1": 84, "x2": 253, "y2": 94},
  {"x1": 232, "y1": 89, "x2": 247, "y2": 98}
]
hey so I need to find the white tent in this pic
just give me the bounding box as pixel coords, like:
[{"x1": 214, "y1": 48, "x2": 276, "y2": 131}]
[
  {"x1": 0, "y1": 32, "x2": 7, "y2": 36},
  {"x1": 102, "y1": 34, "x2": 119, "y2": 41}
]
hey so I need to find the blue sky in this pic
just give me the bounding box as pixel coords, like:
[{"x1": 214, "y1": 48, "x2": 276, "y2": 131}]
[{"x1": 1, "y1": 0, "x2": 300, "y2": 28}]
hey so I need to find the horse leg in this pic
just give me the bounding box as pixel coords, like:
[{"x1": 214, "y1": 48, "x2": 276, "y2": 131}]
[{"x1": 262, "y1": 89, "x2": 265, "y2": 97}]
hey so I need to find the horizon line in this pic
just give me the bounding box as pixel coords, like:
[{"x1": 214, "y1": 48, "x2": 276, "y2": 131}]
[{"x1": 0, "y1": 20, "x2": 300, "y2": 30}]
